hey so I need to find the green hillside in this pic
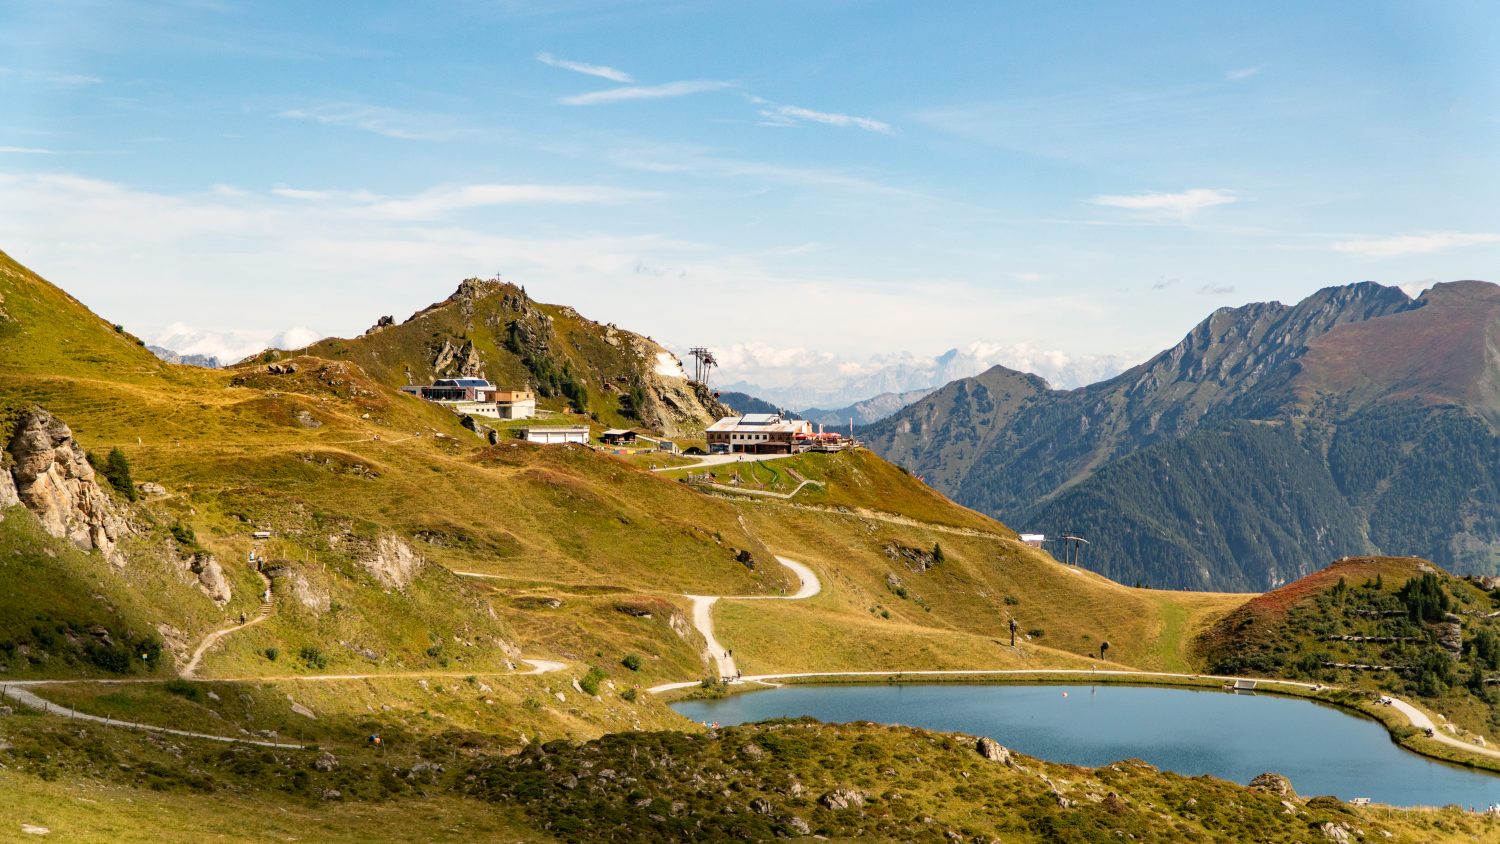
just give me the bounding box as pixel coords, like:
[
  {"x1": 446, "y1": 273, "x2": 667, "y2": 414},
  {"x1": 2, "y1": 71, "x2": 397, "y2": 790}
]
[
  {"x1": 295, "y1": 278, "x2": 730, "y2": 436},
  {"x1": 1199, "y1": 556, "x2": 1500, "y2": 743}
]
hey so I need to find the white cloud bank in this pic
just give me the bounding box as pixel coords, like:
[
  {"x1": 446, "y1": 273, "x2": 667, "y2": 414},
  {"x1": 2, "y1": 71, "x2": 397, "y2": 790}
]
[
  {"x1": 150, "y1": 322, "x2": 324, "y2": 365},
  {"x1": 1332, "y1": 231, "x2": 1500, "y2": 258},
  {"x1": 711, "y1": 341, "x2": 1136, "y2": 408}
]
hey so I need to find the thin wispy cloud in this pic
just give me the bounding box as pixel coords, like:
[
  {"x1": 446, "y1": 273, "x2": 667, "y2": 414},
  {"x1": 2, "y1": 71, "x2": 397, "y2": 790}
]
[
  {"x1": 0, "y1": 146, "x2": 55, "y2": 154},
  {"x1": 363, "y1": 183, "x2": 657, "y2": 219},
  {"x1": 1089, "y1": 188, "x2": 1238, "y2": 218},
  {"x1": 757, "y1": 103, "x2": 893, "y2": 134},
  {"x1": 276, "y1": 104, "x2": 463, "y2": 141},
  {"x1": 562, "y1": 80, "x2": 732, "y2": 106},
  {"x1": 609, "y1": 145, "x2": 910, "y2": 196},
  {"x1": 1331, "y1": 231, "x2": 1500, "y2": 258},
  {"x1": 0, "y1": 67, "x2": 102, "y2": 87},
  {"x1": 1225, "y1": 66, "x2": 1263, "y2": 81},
  {"x1": 536, "y1": 52, "x2": 633, "y2": 83}
]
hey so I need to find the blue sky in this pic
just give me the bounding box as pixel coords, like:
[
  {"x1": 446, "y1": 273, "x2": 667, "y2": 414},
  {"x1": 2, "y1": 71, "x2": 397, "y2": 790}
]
[{"x1": 2, "y1": 1, "x2": 1497, "y2": 391}]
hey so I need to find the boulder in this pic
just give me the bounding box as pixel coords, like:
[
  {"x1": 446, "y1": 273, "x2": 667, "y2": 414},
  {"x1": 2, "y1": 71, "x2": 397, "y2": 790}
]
[
  {"x1": 1248, "y1": 772, "x2": 1296, "y2": 798},
  {"x1": 6, "y1": 407, "x2": 129, "y2": 565},
  {"x1": 748, "y1": 797, "x2": 772, "y2": 815},
  {"x1": 818, "y1": 787, "x2": 865, "y2": 810},
  {"x1": 188, "y1": 553, "x2": 232, "y2": 604},
  {"x1": 138, "y1": 482, "x2": 166, "y2": 496},
  {"x1": 1319, "y1": 821, "x2": 1352, "y2": 843},
  {"x1": 976, "y1": 736, "x2": 1012, "y2": 764},
  {"x1": 314, "y1": 751, "x2": 340, "y2": 772},
  {"x1": 786, "y1": 817, "x2": 810, "y2": 836}
]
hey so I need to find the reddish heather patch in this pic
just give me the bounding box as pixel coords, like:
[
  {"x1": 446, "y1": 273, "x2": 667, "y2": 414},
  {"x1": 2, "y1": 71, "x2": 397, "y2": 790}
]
[
  {"x1": 1236, "y1": 556, "x2": 1431, "y2": 619},
  {"x1": 1296, "y1": 281, "x2": 1500, "y2": 407}
]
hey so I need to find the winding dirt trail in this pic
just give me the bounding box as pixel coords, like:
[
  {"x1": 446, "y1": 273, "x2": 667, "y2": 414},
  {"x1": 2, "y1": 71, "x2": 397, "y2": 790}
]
[
  {"x1": 0, "y1": 682, "x2": 305, "y2": 749},
  {"x1": 680, "y1": 556, "x2": 821, "y2": 681}
]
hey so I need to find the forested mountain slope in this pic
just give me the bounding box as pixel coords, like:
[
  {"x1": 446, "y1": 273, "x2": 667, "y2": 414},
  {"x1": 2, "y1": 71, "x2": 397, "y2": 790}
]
[{"x1": 866, "y1": 280, "x2": 1500, "y2": 589}]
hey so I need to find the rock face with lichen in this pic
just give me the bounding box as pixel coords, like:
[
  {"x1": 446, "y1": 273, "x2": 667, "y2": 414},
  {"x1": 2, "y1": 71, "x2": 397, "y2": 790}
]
[
  {"x1": 360, "y1": 533, "x2": 424, "y2": 590},
  {"x1": 5, "y1": 407, "x2": 130, "y2": 565}
]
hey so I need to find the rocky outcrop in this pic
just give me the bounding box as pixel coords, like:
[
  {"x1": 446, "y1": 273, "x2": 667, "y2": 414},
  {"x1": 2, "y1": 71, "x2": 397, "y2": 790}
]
[
  {"x1": 361, "y1": 533, "x2": 423, "y2": 590},
  {"x1": 188, "y1": 553, "x2": 231, "y2": 604},
  {"x1": 6, "y1": 407, "x2": 129, "y2": 565},
  {"x1": 975, "y1": 736, "x2": 1012, "y2": 764},
  {"x1": 818, "y1": 787, "x2": 865, "y2": 810},
  {"x1": 364, "y1": 315, "x2": 395, "y2": 335},
  {"x1": 0, "y1": 453, "x2": 17, "y2": 508},
  {"x1": 1247, "y1": 772, "x2": 1296, "y2": 798},
  {"x1": 432, "y1": 338, "x2": 485, "y2": 379},
  {"x1": 461, "y1": 414, "x2": 499, "y2": 444}
]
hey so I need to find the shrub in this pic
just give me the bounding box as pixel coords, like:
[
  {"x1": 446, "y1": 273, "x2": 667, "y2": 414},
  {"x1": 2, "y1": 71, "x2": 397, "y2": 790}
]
[
  {"x1": 299, "y1": 645, "x2": 328, "y2": 670},
  {"x1": 1027, "y1": 628, "x2": 1046, "y2": 638},
  {"x1": 88, "y1": 448, "x2": 138, "y2": 501},
  {"x1": 170, "y1": 522, "x2": 197, "y2": 547},
  {"x1": 579, "y1": 667, "x2": 605, "y2": 696},
  {"x1": 164, "y1": 678, "x2": 200, "y2": 701},
  {"x1": 621, "y1": 687, "x2": 638, "y2": 702},
  {"x1": 264, "y1": 647, "x2": 279, "y2": 662},
  {"x1": 621, "y1": 654, "x2": 643, "y2": 671}
]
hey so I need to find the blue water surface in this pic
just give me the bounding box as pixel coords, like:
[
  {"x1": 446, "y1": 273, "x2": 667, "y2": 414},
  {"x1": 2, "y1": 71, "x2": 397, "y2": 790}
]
[{"x1": 673, "y1": 683, "x2": 1500, "y2": 808}]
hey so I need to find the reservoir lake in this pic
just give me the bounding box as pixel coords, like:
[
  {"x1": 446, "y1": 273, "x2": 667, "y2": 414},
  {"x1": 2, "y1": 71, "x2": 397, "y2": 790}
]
[{"x1": 672, "y1": 683, "x2": 1500, "y2": 808}]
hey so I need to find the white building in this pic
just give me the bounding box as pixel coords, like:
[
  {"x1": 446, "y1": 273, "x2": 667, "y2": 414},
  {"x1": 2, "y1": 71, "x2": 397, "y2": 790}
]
[
  {"x1": 706, "y1": 413, "x2": 814, "y2": 454},
  {"x1": 495, "y1": 389, "x2": 536, "y2": 420},
  {"x1": 1019, "y1": 534, "x2": 1045, "y2": 548},
  {"x1": 522, "y1": 426, "x2": 590, "y2": 445}
]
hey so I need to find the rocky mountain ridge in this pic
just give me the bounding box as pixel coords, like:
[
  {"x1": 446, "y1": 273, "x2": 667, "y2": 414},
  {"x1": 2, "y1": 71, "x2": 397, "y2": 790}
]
[
  {"x1": 294, "y1": 278, "x2": 730, "y2": 436},
  {"x1": 866, "y1": 280, "x2": 1500, "y2": 589}
]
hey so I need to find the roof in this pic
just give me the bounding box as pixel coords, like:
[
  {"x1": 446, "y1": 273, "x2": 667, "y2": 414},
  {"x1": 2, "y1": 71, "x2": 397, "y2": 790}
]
[
  {"x1": 601, "y1": 429, "x2": 634, "y2": 436},
  {"x1": 523, "y1": 426, "x2": 590, "y2": 434},
  {"x1": 708, "y1": 415, "x2": 812, "y2": 436},
  {"x1": 433, "y1": 378, "x2": 493, "y2": 388}
]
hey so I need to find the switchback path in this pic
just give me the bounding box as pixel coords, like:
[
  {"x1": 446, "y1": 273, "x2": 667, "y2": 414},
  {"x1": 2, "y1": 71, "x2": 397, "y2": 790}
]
[
  {"x1": 180, "y1": 570, "x2": 274, "y2": 678},
  {"x1": 681, "y1": 556, "x2": 821, "y2": 680}
]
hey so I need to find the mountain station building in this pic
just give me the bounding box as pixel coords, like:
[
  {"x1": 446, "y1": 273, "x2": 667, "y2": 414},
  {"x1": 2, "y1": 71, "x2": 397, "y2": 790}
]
[
  {"x1": 706, "y1": 413, "x2": 815, "y2": 455},
  {"x1": 401, "y1": 379, "x2": 536, "y2": 420}
]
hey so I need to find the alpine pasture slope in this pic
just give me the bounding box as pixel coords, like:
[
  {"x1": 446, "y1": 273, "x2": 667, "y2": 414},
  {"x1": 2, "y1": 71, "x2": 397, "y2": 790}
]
[{"x1": 0, "y1": 249, "x2": 1493, "y2": 842}]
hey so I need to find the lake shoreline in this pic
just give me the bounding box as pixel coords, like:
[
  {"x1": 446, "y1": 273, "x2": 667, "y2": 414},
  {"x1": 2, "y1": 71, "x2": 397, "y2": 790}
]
[{"x1": 667, "y1": 669, "x2": 1500, "y2": 778}]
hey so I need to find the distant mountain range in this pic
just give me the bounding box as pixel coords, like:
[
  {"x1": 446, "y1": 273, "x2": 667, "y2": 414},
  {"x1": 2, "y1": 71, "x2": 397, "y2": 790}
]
[
  {"x1": 717, "y1": 388, "x2": 937, "y2": 427},
  {"x1": 801, "y1": 389, "x2": 937, "y2": 427},
  {"x1": 719, "y1": 344, "x2": 1130, "y2": 410},
  {"x1": 146, "y1": 345, "x2": 222, "y2": 368},
  {"x1": 866, "y1": 280, "x2": 1500, "y2": 590}
]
